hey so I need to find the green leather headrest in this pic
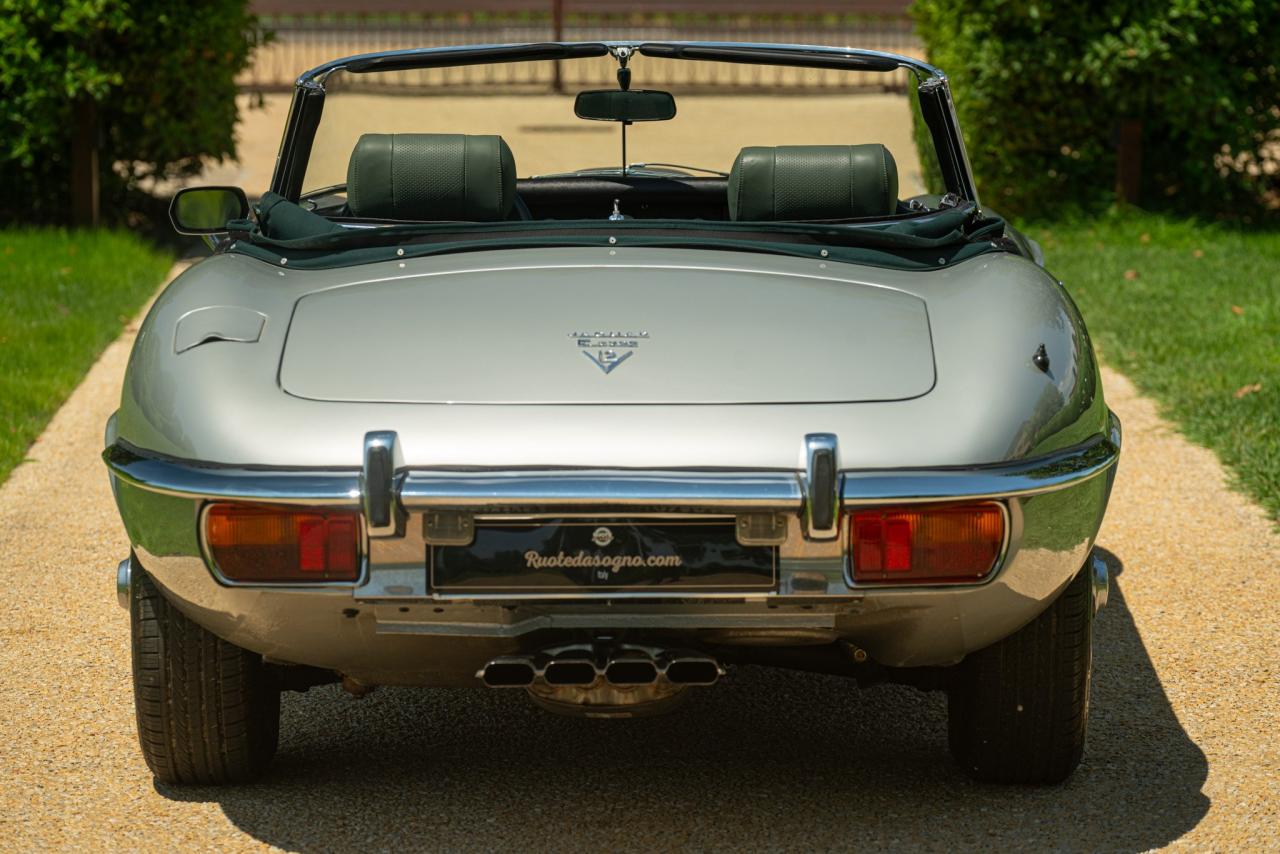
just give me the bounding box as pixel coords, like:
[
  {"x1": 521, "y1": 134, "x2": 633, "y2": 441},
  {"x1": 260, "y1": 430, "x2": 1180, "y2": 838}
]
[
  {"x1": 727, "y1": 144, "x2": 899, "y2": 221},
  {"x1": 346, "y1": 133, "x2": 517, "y2": 221}
]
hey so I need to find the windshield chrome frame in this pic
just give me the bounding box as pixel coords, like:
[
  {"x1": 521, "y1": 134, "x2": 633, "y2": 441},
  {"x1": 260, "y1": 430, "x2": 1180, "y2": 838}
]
[{"x1": 269, "y1": 41, "x2": 979, "y2": 208}]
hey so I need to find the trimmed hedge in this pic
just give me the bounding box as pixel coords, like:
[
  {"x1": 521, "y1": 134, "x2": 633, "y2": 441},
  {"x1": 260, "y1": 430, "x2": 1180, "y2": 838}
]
[
  {"x1": 0, "y1": 1, "x2": 268, "y2": 224},
  {"x1": 911, "y1": 1, "x2": 1280, "y2": 219}
]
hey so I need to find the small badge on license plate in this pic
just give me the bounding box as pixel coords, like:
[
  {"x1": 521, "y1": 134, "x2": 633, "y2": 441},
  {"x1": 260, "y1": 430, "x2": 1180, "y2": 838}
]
[{"x1": 430, "y1": 518, "x2": 776, "y2": 592}]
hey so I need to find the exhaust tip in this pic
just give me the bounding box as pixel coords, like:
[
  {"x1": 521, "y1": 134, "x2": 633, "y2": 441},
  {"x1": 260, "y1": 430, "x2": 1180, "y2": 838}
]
[
  {"x1": 481, "y1": 659, "x2": 537, "y2": 688},
  {"x1": 605, "y1": 659, "x2": 659, "y2": 686},
  {"x1": 543, "y1": 660, "x2": 598, "y2": 686},
  {"x1": 664, "y1": 658, "x2": 721, "y2": 686}
]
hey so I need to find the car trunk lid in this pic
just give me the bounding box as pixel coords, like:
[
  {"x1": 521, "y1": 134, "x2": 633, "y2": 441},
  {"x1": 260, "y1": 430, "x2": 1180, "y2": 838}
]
[{"x1": 279, "y1": 263, "x2": 935, "y2": 405}]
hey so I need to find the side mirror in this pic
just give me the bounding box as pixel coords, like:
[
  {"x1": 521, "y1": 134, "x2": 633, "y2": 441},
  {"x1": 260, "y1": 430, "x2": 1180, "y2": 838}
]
[
  {"x1": 574, "y1": 89, "x2": 677, "y2": 123},
  {"x1": 169, "y1": 186, "x2": 249, "y2": 235}
]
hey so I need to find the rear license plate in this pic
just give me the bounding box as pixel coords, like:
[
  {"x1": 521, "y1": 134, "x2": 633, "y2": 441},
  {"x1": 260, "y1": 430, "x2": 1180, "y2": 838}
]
[{"x1": 430, "y1": 518, "x2": 776, "y2": 592}]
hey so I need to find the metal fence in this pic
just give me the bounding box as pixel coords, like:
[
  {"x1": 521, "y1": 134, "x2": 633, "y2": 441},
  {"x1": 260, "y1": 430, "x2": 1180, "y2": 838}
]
[{"x1": 244, "y1": 1, "x2": 920, "y2": 93}]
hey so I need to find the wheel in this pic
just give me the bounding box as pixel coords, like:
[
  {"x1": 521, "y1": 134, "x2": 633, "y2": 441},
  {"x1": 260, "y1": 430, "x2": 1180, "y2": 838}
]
[
  {"x1": 130, "y1": 564, "x2": 280, "y2": 784},
  {"x1": 948, "y1": 563, "x2": 1094, "y2": 784}
]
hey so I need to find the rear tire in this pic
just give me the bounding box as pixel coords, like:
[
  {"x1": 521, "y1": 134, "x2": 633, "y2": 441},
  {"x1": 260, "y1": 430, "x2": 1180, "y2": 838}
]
[
  {"x1": 130, "y1": 566, "x2": 280, "y2": 784},
  {"x1": 947, "y1": 563, "x2": 1094, "y2": 784}
]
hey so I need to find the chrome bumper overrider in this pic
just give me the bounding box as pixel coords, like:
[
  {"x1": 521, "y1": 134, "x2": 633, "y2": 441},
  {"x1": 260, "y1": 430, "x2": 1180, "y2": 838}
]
[
  {"x1": 1090, "y1": 550, "x2": 1110, "y2": 614},
  {"x1": 116, "y1": 557, "x2": 132, "y2": 610},
  {"x1": 104, "y1": 413, "x2": 1120, "y2": 679}
]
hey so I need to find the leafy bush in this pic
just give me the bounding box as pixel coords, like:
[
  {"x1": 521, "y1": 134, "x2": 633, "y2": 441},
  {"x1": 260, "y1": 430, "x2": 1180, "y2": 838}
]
[
  {"x1": 0, "y1": 1, "x2": 268, "y2": 223},
  {"x1": 910, "y1": 1, "x2": 1280, "y2": 219}
]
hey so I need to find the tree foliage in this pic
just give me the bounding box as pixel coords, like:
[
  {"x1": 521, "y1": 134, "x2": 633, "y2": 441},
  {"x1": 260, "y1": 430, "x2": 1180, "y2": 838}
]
[
  {"x1": 0, "y1": 1, "x2": 268, "y2": 223},
  {"x1": 910, "y1": 0, "x2": 1280, "y2": 219}
]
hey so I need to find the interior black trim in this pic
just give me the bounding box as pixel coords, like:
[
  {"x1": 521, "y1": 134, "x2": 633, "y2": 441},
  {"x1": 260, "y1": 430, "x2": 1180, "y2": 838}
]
[{"x1": 516, "y1": 176, "x2": 728, "y2": 220}]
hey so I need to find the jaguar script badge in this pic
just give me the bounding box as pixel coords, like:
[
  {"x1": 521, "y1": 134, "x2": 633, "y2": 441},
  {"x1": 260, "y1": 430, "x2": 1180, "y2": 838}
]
[{"x1": 569, "y1": 330, "x2": 649, "y2": 374}]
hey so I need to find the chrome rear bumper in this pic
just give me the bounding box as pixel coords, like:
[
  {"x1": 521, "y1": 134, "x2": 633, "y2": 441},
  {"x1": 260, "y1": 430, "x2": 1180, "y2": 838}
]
[
  {"x1": 104, "y1": 413, "x2": 1120, "y2": 680},
  {"x1": 105, "y1": 414, "x2": 1120, "y2": 515}
]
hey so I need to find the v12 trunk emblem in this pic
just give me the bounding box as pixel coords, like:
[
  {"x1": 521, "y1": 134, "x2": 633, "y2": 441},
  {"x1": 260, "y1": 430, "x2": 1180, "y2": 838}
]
[{"x1": 569, "y1": 330, "x2": 649, "y2": 375}]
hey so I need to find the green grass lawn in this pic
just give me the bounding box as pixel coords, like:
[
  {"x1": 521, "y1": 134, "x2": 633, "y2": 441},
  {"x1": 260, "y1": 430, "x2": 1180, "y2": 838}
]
[
  {"x1": 1033, "y1": 214, "x2": 1280, "y2": 521},
  {"x1": 0, "y1": 230, "x2": 172, "y2": 482}
]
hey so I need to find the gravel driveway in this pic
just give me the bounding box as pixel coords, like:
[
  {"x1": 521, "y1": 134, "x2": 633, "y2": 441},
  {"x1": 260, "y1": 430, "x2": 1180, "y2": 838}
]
[{"x1": 1, "y1": 266, "x2": 1277, "y2": 851}]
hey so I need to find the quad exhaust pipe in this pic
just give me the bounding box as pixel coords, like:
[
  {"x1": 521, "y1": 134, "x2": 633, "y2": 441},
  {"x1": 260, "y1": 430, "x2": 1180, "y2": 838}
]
[
  {"x1": 480, "y1": 659, "x2": 539, "y2": 688},
  {"x1": 479, "y1": 645, "x2": 723, "y2": 689},
  {"x1": 661, "y1": 656, "x2": 721, "y2": 686},
  {"x1": 544, "y1": 658, "x2": 598, "y2": 686}
]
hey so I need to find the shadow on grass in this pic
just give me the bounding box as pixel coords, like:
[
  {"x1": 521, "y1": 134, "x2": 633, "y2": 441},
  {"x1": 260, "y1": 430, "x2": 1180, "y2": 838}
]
[{"x1": 158, "y1": 547, "x2": 1207, "y2": 851}]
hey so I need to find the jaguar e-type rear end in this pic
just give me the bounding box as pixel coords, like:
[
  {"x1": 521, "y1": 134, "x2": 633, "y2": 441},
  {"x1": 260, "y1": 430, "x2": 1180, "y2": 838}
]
[
  {"x1": 105, "y1": 41, "x2": 1119, "y2": 788},
  {"x1": 106, "y1": 245, "x2": 1117, "y2": 758}
]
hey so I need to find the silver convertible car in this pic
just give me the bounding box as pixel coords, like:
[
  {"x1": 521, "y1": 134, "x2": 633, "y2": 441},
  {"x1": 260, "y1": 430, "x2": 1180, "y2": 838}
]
[{"x1": 106, "y1": 42, "x2": 1120, "y2": 786}]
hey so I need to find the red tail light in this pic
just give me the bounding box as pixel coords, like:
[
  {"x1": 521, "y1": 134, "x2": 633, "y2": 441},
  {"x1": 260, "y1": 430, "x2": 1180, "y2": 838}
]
[
  {"x1": 849, "y1": 503, "x2": 1004, "y2": 584},
  {"x1": 206, "y1": 504, "x2": 361, "y2": 582}
]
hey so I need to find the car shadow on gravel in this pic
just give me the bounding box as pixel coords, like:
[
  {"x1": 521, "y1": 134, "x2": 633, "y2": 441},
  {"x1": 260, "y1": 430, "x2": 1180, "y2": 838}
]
[{"x1": 158, "y1": 547, "x2": 1207, "y2": 852}]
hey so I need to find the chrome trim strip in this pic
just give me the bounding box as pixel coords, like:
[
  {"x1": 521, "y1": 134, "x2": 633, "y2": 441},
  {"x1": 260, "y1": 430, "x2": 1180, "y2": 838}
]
[
  {"x1": 103, "y1": 413, "x2": 1119, "y2": 510},
  {"x1": 803, "y1": 433, "x2": 839, "y2": 540},
  {"x1": 841, "y1": 413, "x2": 1120, "y2": 504},
  {"x1": 103, "y1": 444, "x2": 361, "y2": 506},
  {"x1": 399, "y1": 471, "x2": 804, "y2": 510},
  {"x1": 375, "y1": 610, "x2": 839, "y2": 637},
  {"x1": 429, "y1": 590, "x2": 773, "y2": 602}
]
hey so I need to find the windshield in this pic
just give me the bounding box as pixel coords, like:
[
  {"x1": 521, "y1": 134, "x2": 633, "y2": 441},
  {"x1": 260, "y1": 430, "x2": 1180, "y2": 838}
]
[
  {"x1": 229, "y1": 45, "x2": 1003, "y2": 272},
  {"x1": 301, "y1": 59, "x2": 929, "y2": 200}
]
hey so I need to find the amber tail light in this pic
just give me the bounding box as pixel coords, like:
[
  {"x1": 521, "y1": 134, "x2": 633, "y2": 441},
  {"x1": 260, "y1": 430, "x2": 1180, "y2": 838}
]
[
  {"x1": 849, "y1": 503, "x2": 1004, "y2": 584},
  {"x1": 205, "y1": 504, "x2": 361, "y2": 582}
]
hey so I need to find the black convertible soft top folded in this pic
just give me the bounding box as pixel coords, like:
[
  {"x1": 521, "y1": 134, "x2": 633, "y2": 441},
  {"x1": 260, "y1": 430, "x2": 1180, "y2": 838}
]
[{"x1": 225, "y1": 191, "x2": 1009, "y2": 272}]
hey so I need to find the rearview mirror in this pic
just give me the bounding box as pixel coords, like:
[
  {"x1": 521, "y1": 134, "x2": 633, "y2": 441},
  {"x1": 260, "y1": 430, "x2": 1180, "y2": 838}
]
[
  {"x1": 169, "y1": 186, "x2": 249, "y2": 235},
  {"x1": 574, "y1": 89, "x2": 677, "y2": 123}
]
